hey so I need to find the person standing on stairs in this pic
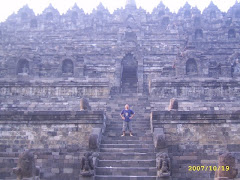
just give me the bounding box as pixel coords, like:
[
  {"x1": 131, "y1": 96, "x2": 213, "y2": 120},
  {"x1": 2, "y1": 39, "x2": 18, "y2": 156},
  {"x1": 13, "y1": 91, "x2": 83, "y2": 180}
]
[{"x1": 120, "y1": 104, "x2": 135, "y2": 137}]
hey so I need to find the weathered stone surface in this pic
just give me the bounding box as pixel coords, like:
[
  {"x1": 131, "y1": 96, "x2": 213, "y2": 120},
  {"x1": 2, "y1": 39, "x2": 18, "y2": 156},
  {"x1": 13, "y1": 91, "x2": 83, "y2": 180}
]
[
  {"x1": 89, "y1": 128, "x2": 102, "y2": 150},
  {"x1": 168, "y1": 98, "x2": 178, "y2": 111},
  {"x1": 153, "y1": 128, "x2": 166, "y2": 149},
  {"x1": 0, "y1": 1, "x2": 240, "y2": 180},
  {"x1": 80, "y1": 152, "x2": 94, "y2": 177},
  {"x1": 80, "y1": 98, "x2": 91, "y2": 111},
  {"x1": 13, "y1": 150, "x2": 40, "y2": 180},
  {"x1": 215, "y1": 153, "x2": 238, "y2": 179},
  {"x1": 156, "y1": 153, "x2": 171, "y2": 178}
]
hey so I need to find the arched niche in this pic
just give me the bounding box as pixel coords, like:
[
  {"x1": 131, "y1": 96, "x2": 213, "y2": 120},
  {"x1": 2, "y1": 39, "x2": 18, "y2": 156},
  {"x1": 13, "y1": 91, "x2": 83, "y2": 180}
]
[
  {"x1": 231, "y1": 54, "x2": 240, "y2": 76},
  {"x1": 126, "y1": 15, "x2": 135, "y2": 25},
  {"x1": 184, "y1": 10, "x2": 191, "y2": 18},
  {"x1": 17, "y1": 59, "x2": 29, "y2": 74},
  {"x1": 125, "y1": 26, "x2": 137, "y2": 42},
  {"x1": 210, "y1": 10, "x2": 216, "y2": 19},
  {"x1": 30, "y1": 19, "x2": 38, "y2": 28},
  {"x1": 194, "y1": 17, "x2": 201, "y2": 26},
  {"x1": 46, "y1": 12, "x2": 53, "y2": 21},
  {"x1": 186, "y1": 58, "x2": 198, "y2": 75},
  {"x1": 208, "y1": 61, "x2": 221, "y2": 78},
  {"x1": 161, "y1": 16, "x2": 169, "y2": 26},
  {"x1": 195, "y1": 29, "x2": 203, "y2": 39},
  {"x1": 158, "y1": 10, "x2": 165, "y2": 17},
  {"x1": 228, "y1": 29, "x2": 236, "y2": 39},
  {"x1": 62, "y1": 59, "x2": 74, "y2": 75}
]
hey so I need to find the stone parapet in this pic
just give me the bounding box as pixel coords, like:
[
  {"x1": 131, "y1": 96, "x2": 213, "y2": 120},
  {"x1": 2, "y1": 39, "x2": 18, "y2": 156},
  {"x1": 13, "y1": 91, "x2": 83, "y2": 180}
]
[{"x1": 150, "y1": 78, "x2": 240, "y2": 101}]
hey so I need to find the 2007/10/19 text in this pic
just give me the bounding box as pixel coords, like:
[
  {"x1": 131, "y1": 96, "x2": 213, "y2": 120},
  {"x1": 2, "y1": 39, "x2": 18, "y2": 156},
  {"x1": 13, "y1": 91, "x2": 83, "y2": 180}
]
[{"x1": 188, "y1": 166, "x2": 230, "y2": 172}]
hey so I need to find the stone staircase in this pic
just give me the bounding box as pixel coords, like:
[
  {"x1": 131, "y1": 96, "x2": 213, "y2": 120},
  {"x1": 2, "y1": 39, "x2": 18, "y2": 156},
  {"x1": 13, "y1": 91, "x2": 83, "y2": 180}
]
[{"x1": 95, "y1": 93, "x2": 157, "y2": 179}]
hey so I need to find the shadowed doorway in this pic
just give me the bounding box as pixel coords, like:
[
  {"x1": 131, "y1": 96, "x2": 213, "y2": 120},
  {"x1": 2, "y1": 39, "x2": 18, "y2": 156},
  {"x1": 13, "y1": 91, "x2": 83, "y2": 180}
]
[{"x1": 121, "y1": 53, "x2": 138, "y2": 93}]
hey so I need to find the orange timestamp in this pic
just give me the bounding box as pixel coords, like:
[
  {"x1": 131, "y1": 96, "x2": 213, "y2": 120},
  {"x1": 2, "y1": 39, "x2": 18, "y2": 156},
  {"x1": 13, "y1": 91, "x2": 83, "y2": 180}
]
[{"x1": 188, "y1": 166, "x2": 230, "y2": 172}]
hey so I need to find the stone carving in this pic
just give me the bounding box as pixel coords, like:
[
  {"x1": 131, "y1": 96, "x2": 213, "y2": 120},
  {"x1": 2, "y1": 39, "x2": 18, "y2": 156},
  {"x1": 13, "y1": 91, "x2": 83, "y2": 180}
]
[
  {"x1": 80, "y1": 152, "x2": 94, "y2": 177},
  {"x1": 30, "y1": 19, "x2": 38, "y2": 28},
  {"x1": 168, "y1": 98, "x2": 178, "y2": 111},
  {"x1": 184, "y1": 10, "x2": 191, "y2": 18},
  {"x1": 17, "y1": 60, "x2": 29, "y2": 75},
  {"x1": 80, "y1": 98, "x2": 91, "y2": 111},
  {"x1": 13, "y1": 150, "x2": 40, "y2": 180},
  {"x1": 89, "y1": 134, "x2": 99, "y2": 150},
  {"x1": 162, "y1": 17, "x2": 170, "y2": 27},
  {"x1": 46, "y1": 12, "x2": 53, "y2": 20},
  {"x1": 210, "y1": 10, "x2": 216, "y2": 19},
  {"x1": 233, "y1": 58, "x2": 240, "y2": 75},
  {"x1": 156, "y1": 153, "x2": 171, "y2": 177},
  {"x1": 186, "y1": 59, "x2": 198, "y2": 75},
  {"x1": 215, "y1": 153, "x2": 238, "y2": 180},
  {"x1": 71, "y1": 11, "x2": 78, "y2": 24},
  {"x1": 153, "y1": 128, "x2": 166, "y2": 149},
  {"x1": 194, "y1": 17, "x2": 201, "y2": 26},
  {"x1": 195, "y1": 29, "x2": 203, "y2": 39},
  {"x1": 89, "y1": 128, "x2": 102, "y2": 150},
  {"x1": 228, "y1": 29, "x2": 236, "y2": 39},
  {"x1": 209, "y1": 61, "x2": 221, "y2": 77},
  {"x1": 125, "y1": 26, "x2": 137, "y2": 42},
  {"x1": 62, "y1": 59, "x2": 74, "y2": 74},
  {"x1": 21, "y1": 13, "x2": 28, "y2": 21}
]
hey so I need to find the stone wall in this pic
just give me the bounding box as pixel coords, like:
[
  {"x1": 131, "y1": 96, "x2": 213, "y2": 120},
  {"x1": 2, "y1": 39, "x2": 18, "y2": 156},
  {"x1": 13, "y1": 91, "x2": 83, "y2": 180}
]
[
  {"x1": 0, "y1": 111, "x2": 105, "y2": 179},
  {"x1": 151, "y1": 111, "x2": 240, "y2": 180},
  {"x1": 1, "y1": 2, "x2": 240, "y2": 93},
  {"x1": 0, "y1": 79, "x2": 110, "y2": 111}
]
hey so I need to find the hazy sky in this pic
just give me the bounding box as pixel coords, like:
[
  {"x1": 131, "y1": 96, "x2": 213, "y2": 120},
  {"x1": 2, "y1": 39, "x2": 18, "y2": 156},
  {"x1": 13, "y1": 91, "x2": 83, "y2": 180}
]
[{"x1": 0, "y1": 0, "x2": 239, "y2": 22}]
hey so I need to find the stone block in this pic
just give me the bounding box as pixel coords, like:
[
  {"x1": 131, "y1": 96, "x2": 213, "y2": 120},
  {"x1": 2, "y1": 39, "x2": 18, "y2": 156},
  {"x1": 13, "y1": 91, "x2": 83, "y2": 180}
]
[
  {"x1": 154, "y1": 128, "x2": 166, "y2": 150},
  {"x1": 89, "y1": 128, "x2": 102, "y2": 150}
]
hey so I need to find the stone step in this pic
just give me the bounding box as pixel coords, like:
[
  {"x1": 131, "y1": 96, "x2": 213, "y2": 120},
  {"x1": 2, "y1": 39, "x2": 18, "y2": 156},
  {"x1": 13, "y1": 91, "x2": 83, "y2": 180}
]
[
  {"x1": 95, "y1": 175, "x2": 157, "y2": 180},
  {"x1": 100, "y1": 147, "x2": 154, "y2": 153},
  {"x1": 100, "y1": 144, "x2": 155, "y2": 149},
  {"x1": 102, "y1": 136, "x2": 153, "y2": 141},
  {"x1": 101, "y1": 140, "x2": 153, "y2": 144},
  {"x1": 96, "y1": 167, "x2": 157, "y2": 176},
  {"x1": 105, "y1": 127, "x2": 150, "y2": 131},
  {"x1": 110, "y1": 121, "x2": 150, "y2": 124},
  {"x1": 98, "y1": 152, "x2": 156, "y2": 160},
  {"x1": 98, "y1": 159, "x2": 156, "y2": 167},
  {"x1": 103, "y1": 132, "x2": 152, "y2": 137}
]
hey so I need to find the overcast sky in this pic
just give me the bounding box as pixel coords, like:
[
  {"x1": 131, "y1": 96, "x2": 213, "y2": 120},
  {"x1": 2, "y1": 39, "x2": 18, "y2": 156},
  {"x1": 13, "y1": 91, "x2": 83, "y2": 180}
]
[{"x1": 0, "y1": 0, "x2": 239, "y2": 22}]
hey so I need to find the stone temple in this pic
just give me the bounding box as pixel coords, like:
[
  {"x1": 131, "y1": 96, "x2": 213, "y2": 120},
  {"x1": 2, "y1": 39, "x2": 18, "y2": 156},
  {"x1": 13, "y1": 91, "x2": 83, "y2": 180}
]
[{"x1": 0, "y1": 0, "x2": 240, "y2": 179}]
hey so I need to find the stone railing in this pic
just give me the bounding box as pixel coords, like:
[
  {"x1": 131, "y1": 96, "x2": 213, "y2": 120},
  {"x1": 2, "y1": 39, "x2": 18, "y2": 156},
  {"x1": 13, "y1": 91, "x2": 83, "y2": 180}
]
[
  {"x1": 0, "y1": 79, "x2": 110, "y2": 98},
  {"x1": 149, "y1": 78, "x2": 240, "y2": 101},
  {"x1": 151, "y1": 111, "x2": 240, "y2": 131},
  {"x1": 0, "y1": 110, "x2": 105, "y2": 124}
]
